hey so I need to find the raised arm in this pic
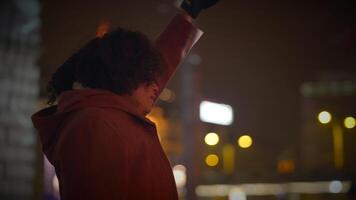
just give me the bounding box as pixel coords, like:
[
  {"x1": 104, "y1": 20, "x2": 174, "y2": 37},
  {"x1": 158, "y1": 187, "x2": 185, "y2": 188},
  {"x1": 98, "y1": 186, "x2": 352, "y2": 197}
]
[
  {"x1": 154, "y1": 0, "x2": 220, "y2": 97},
  {"x1": 154, "y1": 13, "x2": 203, "y2": 95}
]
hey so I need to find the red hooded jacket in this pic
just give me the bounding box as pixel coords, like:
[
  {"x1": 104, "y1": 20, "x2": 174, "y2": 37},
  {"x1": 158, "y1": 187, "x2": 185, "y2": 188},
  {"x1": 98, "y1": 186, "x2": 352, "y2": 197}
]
[{"x1": 32, "y1": 14, "x2": 202, "y2": 200}]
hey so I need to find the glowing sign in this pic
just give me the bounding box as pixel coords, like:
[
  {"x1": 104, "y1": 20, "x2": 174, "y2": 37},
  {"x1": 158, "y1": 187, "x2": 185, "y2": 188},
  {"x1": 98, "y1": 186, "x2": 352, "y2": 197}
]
[{"x1": 199, "y1": 101, "x2": 233, "y2": 125}]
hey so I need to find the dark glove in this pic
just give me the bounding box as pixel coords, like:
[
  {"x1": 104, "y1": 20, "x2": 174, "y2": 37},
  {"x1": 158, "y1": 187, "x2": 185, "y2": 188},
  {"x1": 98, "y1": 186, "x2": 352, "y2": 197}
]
[{"x1": 180, "y1": 0, "x2": 220, "y2": 19}]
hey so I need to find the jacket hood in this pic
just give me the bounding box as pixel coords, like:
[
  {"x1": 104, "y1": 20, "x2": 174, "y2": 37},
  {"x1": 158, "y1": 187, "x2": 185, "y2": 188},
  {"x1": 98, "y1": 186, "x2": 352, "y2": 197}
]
[{"x1": 31, "y1": 88, "x2": 151, "y2": 164}]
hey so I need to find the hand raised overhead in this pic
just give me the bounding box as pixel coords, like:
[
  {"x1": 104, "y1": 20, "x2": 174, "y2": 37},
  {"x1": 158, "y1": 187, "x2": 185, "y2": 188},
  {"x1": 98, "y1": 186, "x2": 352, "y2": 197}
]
[{"x1": 181, "y1": 0, "x2": 221, "y2": 18}]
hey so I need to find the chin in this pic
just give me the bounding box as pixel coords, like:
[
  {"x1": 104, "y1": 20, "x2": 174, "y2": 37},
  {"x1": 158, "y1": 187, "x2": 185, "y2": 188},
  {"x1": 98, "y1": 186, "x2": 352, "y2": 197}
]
[{"x1": 143, "y1": 108, "x2": 152, "y2": 116}]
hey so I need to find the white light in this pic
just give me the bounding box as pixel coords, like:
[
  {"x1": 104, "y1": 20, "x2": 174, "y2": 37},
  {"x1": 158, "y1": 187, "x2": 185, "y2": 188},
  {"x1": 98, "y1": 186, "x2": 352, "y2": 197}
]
[
  {"x1": 195, "y1": 185, "x2": 231, "y2": 197},
  {"x1": 329, "y1": 180, "x2": 343, "y2": 193},
  {"x1": 318, "y1": 111, "x2": 332, "y2": 124},
  {"x1": 195, "y1": 181, "x2": 351, "y2": 197},
  {"x1": 199, "y1": 101, "x2": 233, "y2": 125},
  {"x1": 173, "y1": 165, "x2": 187, "y2": 188},
  {"x1": 229, "y1": 188, "x2": 247, "y2": 200}
]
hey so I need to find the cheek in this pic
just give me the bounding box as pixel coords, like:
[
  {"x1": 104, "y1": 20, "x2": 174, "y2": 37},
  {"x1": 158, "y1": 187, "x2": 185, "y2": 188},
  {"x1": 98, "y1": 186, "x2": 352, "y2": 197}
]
[{"x1": 138, "y1": 91, "x2": 151, "y2": 106}]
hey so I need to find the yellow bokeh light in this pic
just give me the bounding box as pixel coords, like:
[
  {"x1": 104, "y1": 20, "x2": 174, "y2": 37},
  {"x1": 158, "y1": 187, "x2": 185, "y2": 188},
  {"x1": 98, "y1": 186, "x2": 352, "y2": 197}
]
[
  {"x1": 205, "y1": 154, "x2": 219, "y2": 167},
  {"x1": 344, "y1": 116, "x2": 356, "y2": 129},
  {"x1": 238, "y1": 135, "x2": 253, "y2": 148},
  {"x1": 318, "y1": 111, "x2": 332, "y2": 124},
  {"x1": 204, "y1": 132, "x2": 219, "y2": 146},
  {"x1": 159, "y1": 88, "x2": 175, "y2": 102}
]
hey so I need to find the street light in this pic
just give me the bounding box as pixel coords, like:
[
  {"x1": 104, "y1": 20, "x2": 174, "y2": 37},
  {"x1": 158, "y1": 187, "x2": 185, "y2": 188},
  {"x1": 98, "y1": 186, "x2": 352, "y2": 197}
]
[{"x1": 317, "y1": 111, "x2": 355, "y2": 169}]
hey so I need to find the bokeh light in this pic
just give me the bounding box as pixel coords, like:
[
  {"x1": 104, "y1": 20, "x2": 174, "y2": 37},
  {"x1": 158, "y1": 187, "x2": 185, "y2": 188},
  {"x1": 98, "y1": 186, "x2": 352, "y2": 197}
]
[
  {"x1": 204, "y1": 132, "x2": 219, "y2": 146},
  {"x1": 238, "y1": 135, "x2": 253, "y2": 148},
  {"x1": 199, "y1": 101, "x2": 233, "y2": 125},
  {"x1": 205, "y1": 154, "x2": 219, "y2": 167},
  {"x1": 318, "y1": 111, "x2": 332, "y2": 124},
  {"x1": 344, "y1": 116, "x2": 356, "y2": 129},
  {"x1": 159, "y1": 88, "x2": 175, "y2": 102},
  {"x1": 329, "y1": 180, "x2": 343, "y2": 193},
  {"x1": 173, "y1": 164, "x2": 187, "y2": 188}
]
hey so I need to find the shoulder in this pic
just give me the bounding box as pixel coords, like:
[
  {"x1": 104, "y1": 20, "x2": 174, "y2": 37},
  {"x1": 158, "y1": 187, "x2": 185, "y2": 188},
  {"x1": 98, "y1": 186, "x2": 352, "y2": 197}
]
[
  {"x1": 67, "y1": 107, "x2": 126, "y2": 125},
  {"x1": 61, "y1": 107, "x2": 144, "y2": 136},
  {"x1": 66, "y1": 108, "x2": 114, "y2": 128},
  {"x1": 56, "y1": 107, "x2": 128, "y2": 152}
]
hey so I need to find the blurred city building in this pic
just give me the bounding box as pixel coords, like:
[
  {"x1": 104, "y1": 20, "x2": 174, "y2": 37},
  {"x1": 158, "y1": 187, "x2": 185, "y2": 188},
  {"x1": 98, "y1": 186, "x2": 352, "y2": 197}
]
[
  {"x1": 0, "y1": 0, "x2": 41, "y2": 199},
  {"x1": 300, "y1": 73, "x2": 356, "y2": 180}
]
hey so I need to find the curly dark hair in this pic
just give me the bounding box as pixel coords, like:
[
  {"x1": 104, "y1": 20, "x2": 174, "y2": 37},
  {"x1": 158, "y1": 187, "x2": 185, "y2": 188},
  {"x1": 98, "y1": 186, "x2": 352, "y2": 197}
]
[{"x1": 47, "y1": 27, "x2": 163, "y2": 105}]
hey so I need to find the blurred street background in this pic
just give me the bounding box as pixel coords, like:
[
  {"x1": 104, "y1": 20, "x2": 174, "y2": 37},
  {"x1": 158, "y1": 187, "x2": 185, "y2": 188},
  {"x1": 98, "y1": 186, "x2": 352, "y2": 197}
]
[{"x1": 0, "y1": 0, "x2": 355, "y2": 199}]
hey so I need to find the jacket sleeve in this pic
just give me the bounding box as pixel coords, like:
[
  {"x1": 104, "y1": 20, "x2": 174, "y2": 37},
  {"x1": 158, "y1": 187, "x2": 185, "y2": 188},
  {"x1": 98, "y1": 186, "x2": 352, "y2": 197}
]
[
  {"x1": 56, "y1": 115, "x2": 128, "y2": 200},
  {"x1": 154, "y1": 14, "x2": 203, "y2": 96}
]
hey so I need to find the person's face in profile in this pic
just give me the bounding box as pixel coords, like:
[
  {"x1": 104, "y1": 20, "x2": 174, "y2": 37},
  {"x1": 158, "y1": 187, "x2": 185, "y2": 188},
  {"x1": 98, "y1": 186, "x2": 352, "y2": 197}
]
[{"x1": 129, "y1": 82, "x2": 159, "y2": 116}]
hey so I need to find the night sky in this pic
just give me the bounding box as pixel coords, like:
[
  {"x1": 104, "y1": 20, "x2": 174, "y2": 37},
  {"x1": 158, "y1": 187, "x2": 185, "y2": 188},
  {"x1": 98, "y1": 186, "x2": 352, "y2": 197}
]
[{"x1": 39, "y1": 0, "x2": 356, "y2": 178}]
